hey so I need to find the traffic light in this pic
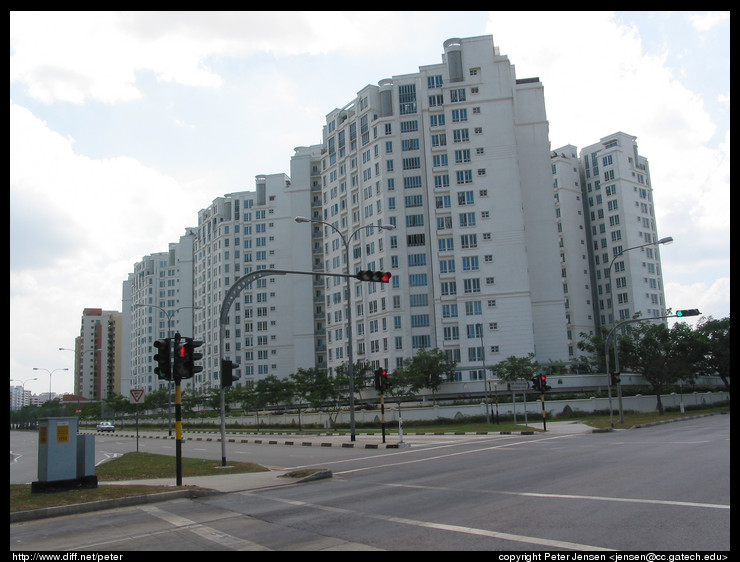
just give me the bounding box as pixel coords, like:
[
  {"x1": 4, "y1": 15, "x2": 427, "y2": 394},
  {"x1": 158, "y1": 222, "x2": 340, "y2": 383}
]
[
  {"x1": 221, "y1": 359, "x2": 241, "y2": 388},
  {"x1": 531, "y1": 375, "x2": 541, "y2": 391},
  {"x1": 374, "y1": 368, "x2": 389, "y2": 391},
  {"x1": 540, "y1": 374, "x2": 551, "y2": 392},
  {"x1": 355, "y1": 270, "x2": 392, "y2": 283},
  {"x1": 174, "y1": 338, "x2": 203, "y2": 380},
  {"x1": 610, "y1": 371, "x2": 621, "y2": 386},
  {"x1": 153, "y1": 339, "x2": 171, "y2": 381},
  {"x1": 675, "y1": 309, "x2": 700, "y2": 317}
]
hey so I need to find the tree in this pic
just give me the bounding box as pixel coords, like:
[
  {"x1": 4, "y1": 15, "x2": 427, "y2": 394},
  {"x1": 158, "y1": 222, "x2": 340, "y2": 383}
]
[
  {"x1": 618, "y1": 321, "x2": 704, "y2": 414},
  {"x1": 253, "y1": 375, "x2": 294, "y2": 410},
  {"x1": 143, "y1": 388, "x2": 169, "y2": 415},
  {"x1": 103, "y1": 392, "x2": 134, "y2": 418},
  {"x1": 576, "y1": 328, "x2": 611, "y2": 373},
  {"x1": 333, "y1": 360, "x2": 373, "y2": 404},
  {"x1": 396, "y1": 348, "x2": 457, "y2": 398},
  {"x1": 492, "y1": 354, "x2": 539, "y2": 383},
  {"x1": 290, "y1": 367, "x2": 335, "y2": 429},
  {"x1": 696, "y1": 316, "x2": 730, "y2": 392}
]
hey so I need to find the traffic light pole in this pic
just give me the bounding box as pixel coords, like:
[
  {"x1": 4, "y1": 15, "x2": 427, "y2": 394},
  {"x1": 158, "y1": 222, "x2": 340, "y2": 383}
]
[
  {"x1": 173, "y1": 333, "x2": 183, "y2": 486},
  {"x1": 217, "y1": 268, "x2": 392, "y2": 465},
  {"x1": 604, "y1": 310, "x2": 700, "y2": 427},
  {"x1": 380, "y1": 390, "x2": 386, "y2": 444},
  {"x1": 540, "y1": 392, "x2": 547, "y2": 432}
]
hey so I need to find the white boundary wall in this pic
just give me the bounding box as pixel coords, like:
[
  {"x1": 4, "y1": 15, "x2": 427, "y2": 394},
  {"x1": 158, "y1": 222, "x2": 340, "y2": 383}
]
[{"x1": 204, "y1": 390, "x2": 728, "y2": 428}]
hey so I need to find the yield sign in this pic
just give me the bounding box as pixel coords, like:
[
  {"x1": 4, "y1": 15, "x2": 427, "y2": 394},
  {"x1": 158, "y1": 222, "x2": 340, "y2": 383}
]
[{"x1": 130, "y1": 388, "x2": 145, "y2": 403}]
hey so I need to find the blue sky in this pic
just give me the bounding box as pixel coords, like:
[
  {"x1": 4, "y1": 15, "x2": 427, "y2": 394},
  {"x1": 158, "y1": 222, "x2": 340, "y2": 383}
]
[{"x1": 10, "y1": 11, "x2": 730, "y2": 396}]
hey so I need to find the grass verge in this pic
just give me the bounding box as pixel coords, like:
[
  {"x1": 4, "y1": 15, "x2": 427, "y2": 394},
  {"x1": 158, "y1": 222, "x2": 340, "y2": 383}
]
[{"x1": 10, "y1": 451, "x2": 268, "y2": 514}]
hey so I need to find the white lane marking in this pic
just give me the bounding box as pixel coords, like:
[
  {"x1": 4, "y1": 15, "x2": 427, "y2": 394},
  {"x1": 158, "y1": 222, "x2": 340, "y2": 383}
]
[
  {"x1": 245, "y1": 493, "x2": 613, "y2": 551},
  {"x1": 139, "y1": 505, "x2": 271, "y2": 551},
  {"x1": 331, "y1": 433, "x2": 577, "y2": 475},
  {"x1": 379, "y1": 482, "x2": 730, "y2": 510}
]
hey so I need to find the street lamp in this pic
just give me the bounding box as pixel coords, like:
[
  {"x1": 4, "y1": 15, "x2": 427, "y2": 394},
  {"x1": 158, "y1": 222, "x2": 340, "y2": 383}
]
[
  {"x1": 32, "y1": 368, "x2": 69, "y2": 403},
  {"x1": 10, "y1": 378, "x2": 37, "y2": 409},
  {"x1": 295, "y1": 216, "x2": 395, "y2": 441},
  {"x1": 604, "y1": 235, "x2": 673, "y2": 426}
]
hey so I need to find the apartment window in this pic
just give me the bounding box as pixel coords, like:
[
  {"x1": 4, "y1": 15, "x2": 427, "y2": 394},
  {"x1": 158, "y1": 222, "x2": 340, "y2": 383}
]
[
  {"x1": 450, "y1": 88, "x2": 466, "y2": 102},
  {"x1": 456, "y1": 170, "x2": 473, "y2": 184},
  {"x1": 463, "y1": 278, "x2": 481, "y2": 293},
  {"x1": 412, "y1": 335, "x2": 431, "y2": 349},
  {"x1": 438, "y1": 237, "x2": 453, "y2": 252},
  {"x1": 451, "y1": 109, "x2": 468, "y2": 122},
  {"x1": 399, "y1": 84, "x2": 417, "y2": 115},
  {"x1": 428, "y1": 94, "x2": 444, "y2": 107},
  {"x1": 433, "y1": 154, "x2": 448, "y2": 167},
  {"x1": 402, "y1": 139, "x2": 420, "y2": 151},
  {"x1": 453, "y1": 129, "x2": 470, "y2": 143},
  {"x1": 402, "y1": 157, "x2": 421, "y2": 170},
  {"x1": 409, "y1": 274, "x2": 428, "y2": 287},
  {"x1": 430, "y1": 114, "x2": 445, "y2": 127},
  {"x1": 462, "y1": 256, "x2": 479, "y2": 271},
  {"x1": 454, "y1": 149, "x2": 471, "y2": 163},
  {"x1": 427, "y1": 75, "x2": 443, "y2": 88},
  {"x1": 459, "y1": 212, "x2": 476, "y2": 227},
  {"x1": 434, "y1": 174, "x2": 450, "y2": 188}
]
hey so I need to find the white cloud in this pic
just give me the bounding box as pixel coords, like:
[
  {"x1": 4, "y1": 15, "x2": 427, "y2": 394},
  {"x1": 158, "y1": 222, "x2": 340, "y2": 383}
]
[
  {"x1": 686, "y1": 11, "x2": 730, "y2": 33},
  {"x1": 10, "y1": 100, "x2": 192, "y2": 265},
  {"x1": 9, "y1": 11, "x2": 411, "y2": 106}
]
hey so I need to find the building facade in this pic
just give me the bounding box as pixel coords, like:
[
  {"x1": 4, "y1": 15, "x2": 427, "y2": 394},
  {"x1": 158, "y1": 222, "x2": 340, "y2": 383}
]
[
  {"x1": 123, "y1": 229, "x2": 196, "y2": 397},
  {"x1": 114, "y1": 36, "x2": 673, "y2": 396},
  {"x1": 191, "y1": 173, "x2": 316, "y2": 391},
  {"x1": 76, "y1": 307, "x2": 121, "y2": 400},
  {"x1": 316, "y1": 35, "x2": 570, "y2": 382},
  {"x1": 9, "y1": 385, "x2": 32, "y2": 410},
  {"x1": 550, "y1": 145, "x2": 597, "y2": 356},
  {"x1": 579, "y1": 132, "x2": 669, "y2": 328}
]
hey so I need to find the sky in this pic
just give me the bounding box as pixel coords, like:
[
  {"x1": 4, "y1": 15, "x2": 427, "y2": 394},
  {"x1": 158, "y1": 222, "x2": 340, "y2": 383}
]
[{"x1": 10, "y1": 11, "x2": 730, "y2": 397}]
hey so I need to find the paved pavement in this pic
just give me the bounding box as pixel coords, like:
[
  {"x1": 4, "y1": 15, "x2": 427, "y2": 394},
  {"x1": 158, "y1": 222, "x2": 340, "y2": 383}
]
[{"x1": 11, "y1": 421, "x2": 594, "y2": 523}]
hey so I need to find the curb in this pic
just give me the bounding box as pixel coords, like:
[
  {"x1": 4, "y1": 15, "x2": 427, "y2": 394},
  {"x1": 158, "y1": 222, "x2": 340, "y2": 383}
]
[
  {"x1": 10, "y1": 471, "x2": 333, "y2": 524},
  {"x1": 10, "y1": 488, "x2": 218, "y2": 524},
  {"x1": 81, "y1": 429, "x2": 549, "y2": 448}
]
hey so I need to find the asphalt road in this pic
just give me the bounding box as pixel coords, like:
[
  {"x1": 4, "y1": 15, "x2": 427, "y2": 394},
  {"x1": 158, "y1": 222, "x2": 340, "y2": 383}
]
[{"x1": 10, "y1": 414, "x2": 730, "y2": 552}]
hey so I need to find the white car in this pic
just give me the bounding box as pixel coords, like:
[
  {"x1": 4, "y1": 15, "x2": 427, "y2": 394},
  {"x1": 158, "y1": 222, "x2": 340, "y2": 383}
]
[{"x1": 96, "y1": 422, "x2": 115, "y2": 432}]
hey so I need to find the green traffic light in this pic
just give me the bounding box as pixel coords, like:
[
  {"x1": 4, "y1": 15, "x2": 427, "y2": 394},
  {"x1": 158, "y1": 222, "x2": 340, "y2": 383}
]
[{"x1": 676, "y1": 308, "x2": 700, "y2": 317}]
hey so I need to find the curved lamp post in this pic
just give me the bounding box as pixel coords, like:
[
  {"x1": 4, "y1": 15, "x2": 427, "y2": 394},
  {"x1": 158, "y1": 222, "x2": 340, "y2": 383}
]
[
  {"x1": 605, "y1": 235, "x2": 673, "y2": 426},
  {"x1": 295, "y1": 216, "x2": 395, "y2": 441},
  {"x1": 32, "y1": 368, "x2": 69, "y2": 403},
  {"x1": 10, "y1": 377, "x2": 37, "y2": 409}
]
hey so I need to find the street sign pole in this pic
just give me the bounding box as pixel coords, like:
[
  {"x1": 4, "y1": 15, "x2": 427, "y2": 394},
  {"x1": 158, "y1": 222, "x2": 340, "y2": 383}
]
[{"x1": 129, "y1": 389, "x2": 145, "y2": 452}]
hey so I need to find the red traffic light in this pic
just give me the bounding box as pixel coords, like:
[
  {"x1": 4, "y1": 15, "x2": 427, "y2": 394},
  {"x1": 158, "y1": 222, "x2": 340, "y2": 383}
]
[{"x1": 355, "y1": 270, "x2": 392, "y2": 283}]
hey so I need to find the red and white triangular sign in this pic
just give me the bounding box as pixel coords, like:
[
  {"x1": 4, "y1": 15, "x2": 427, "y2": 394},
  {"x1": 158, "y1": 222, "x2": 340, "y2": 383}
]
[{"x1": 130, "y1": 388, "x2": 145, "y2": 403}]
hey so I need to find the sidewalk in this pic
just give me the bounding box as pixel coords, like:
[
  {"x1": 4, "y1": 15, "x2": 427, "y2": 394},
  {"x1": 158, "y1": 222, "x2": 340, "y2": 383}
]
[
  {"x1": 104, "y1": 466, "x2": 332, "y2": 493},
  {"x1": 11, "y1": 468, "x2": 332, "y2": 524}
]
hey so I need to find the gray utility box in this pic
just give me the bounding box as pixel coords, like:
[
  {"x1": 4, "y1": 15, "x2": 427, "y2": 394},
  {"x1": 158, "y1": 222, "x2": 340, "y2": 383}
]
[{"x1": 32, "y1": 417, "x2": 97, "y2": 492}]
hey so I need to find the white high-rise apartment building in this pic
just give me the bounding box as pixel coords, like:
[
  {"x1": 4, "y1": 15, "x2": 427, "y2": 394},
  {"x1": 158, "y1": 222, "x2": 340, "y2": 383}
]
[
  {"x1": 118, "y1": 37, "x2": 672, "y2": 390},
  {"x1": 76, "y1": 307, "x2": 121, "y2": 400},
  {"x1": 192, "y1": 173, "x2": 315, "y2": 390},
  {"x1": 123, "y1": 229, "x2": 196, "y2": 396},
  {"x1": 10, "y1": 385, "x2": 32, "y2": 410},
  {"x1": 316, "y1": 35, "x2": 569, "y2": 381},
  {"x1": 550, "y1": 145, "x2": 597, "y2": 357},
  {"x1": 579, "y1": 132, "x2": 669, "y2": 327}
]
